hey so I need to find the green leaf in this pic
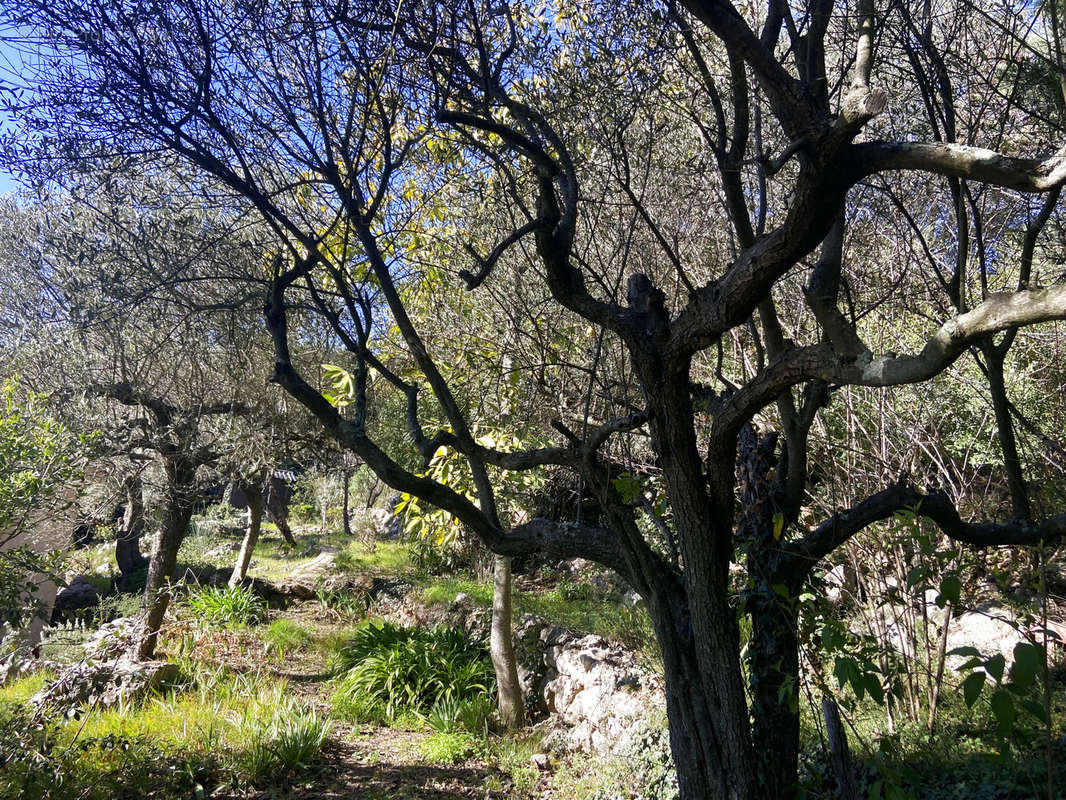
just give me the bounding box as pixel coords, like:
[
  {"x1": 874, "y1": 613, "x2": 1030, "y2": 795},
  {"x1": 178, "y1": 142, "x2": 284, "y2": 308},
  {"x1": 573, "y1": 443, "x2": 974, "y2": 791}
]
[
  {"x1": 772, "y1": 512, "x2": 784, "y2": 541},
  {"x1": 1020, "y1": 698, "x2": 1047, "y2": 721},
  {"x1": 937, "y1": 575, "x2": 961, "y2": 606},
  {"x1": 863, "y1": 673, "x2": 884, "y2": 706},
  {"x1": 1009, "y1": 642, "x2": 1044, "y2": 690},
  {"x1": 905, "y1": 566, "x2": 929, "y2": 588},
  {"x1": 946, "y1": 646, "x2": 982, "y2": 658},
  {"x1": 611, "y1": 472, "x2": 643, "y2": 504},
  {"x1": 985, "y1": 653, "x2": 1006, "y2": 683},
  {"x1": 989, "y1": 688, "x2": 1016, "y2": 733},
  {"x1": 961, "y1": 671, "x2": 985, "y2": 708}
]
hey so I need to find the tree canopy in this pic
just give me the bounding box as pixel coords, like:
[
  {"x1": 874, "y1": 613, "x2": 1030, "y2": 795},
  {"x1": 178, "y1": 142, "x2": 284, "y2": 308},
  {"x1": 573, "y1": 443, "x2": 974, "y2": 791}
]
[{"x1": 2, "y1": 0, "x2": 1066, "y2": 797}]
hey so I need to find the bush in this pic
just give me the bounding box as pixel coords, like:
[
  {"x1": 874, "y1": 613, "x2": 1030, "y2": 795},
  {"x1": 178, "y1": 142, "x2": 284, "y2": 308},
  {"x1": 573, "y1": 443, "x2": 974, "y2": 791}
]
[
  {"x1": 289, "y1": 502, "x2": 315, "y2": 522},
  {"x1": 328, "y1": 621, "x2": 495, "y2": 726},
  {"x1": 417, "y1": 731, "x2": 477, "y2": 764},
  {"x1": 186, "y1": 584, "x2": 267, "y2": 627}
]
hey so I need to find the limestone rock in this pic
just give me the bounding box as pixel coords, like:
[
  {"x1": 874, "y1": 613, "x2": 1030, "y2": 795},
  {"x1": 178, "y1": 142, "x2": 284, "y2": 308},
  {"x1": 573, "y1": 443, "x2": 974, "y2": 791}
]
[
  {"x1": 366, "y1": 507, "x2": 400, "y2": 537},
  {"x1": 272, "y1": 548, "x2": 341, "y2": 599},
  {"x1": 84, "y1": 616, "x2": 148, "y2": 660},
  {"x1": 945, "y1": 604, "x2": 1028, "y2": 671},
  {"x1": 31, "y1": 655, "x2": 180, "y2": 713},
  {"x1": 526, "y1": 624, "x2": 664, "y2": 755}
]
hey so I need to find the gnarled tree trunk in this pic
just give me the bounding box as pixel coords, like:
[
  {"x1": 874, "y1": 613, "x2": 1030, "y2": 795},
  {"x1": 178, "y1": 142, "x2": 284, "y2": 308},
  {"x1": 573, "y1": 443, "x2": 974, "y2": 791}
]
[
  {"x1": 138, "y1": 459, "x2": 197, "y2": 660},
  {"x1": 265, "y1": 473, "x2": 298, "y2": 546},
  {"x1": 229, "y1": 481, "x2": 264, "y2": 586},
  {"x1": 115, "y1": 473, "x2": 149, "y2": 577}
]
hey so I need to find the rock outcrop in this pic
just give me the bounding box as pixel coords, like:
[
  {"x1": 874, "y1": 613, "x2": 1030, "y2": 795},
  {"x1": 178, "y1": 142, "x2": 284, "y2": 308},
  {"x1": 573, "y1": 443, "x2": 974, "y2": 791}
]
[
  {"x1": 50, "y1": 576, "x2": 101, "y2": 624},
  {"x1": 514, "y1": 615, "x2": 664, "y2": 754},
  {"x1": 30, "y1": 655, "x2": 180, "y2": 713}
]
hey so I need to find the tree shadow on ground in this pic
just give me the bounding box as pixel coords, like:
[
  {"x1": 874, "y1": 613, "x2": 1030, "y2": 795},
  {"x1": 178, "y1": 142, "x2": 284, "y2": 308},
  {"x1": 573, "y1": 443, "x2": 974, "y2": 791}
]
[{"x1": 254, "y1": 760, "x2": 498, "y2": 800}]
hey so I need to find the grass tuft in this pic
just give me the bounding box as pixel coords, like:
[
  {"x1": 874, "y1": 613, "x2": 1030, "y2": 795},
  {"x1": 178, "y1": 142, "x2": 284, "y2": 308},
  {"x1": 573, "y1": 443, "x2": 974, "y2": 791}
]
[
  {"x1": 328, "y1": 620, "x2": 494, "y2": 727},
  {"x1": 186, "y1": 583, "x2": 267, "y2": 627},
  {"x1": 261, "y1": 618, "x2": 314, "y2": 658}
]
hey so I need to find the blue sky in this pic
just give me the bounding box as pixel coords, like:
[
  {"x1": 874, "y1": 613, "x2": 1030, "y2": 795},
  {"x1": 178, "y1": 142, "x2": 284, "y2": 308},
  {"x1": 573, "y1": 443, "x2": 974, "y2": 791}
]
[
  {"x1": 0, "y1": 35, "x2": 32, "y2": 197},
  {"x1": 0, "y1": 169, "x2": 20, "y2": 195}
]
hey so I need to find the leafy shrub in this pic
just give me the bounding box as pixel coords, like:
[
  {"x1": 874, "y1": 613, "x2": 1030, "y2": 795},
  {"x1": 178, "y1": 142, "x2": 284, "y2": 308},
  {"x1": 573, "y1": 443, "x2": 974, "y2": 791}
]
[
  {"x1": 289, "y1": 502, "x2": 315, "y2": 522},
  {"x1": 416, "y1": 731, "x2": 477, "y2": 764},
  {"x1": 186, "y1": 584, "x2": 267, "y2": 627},
  {"x1": 261, "y1": 619, "x2": 314, "y2": 658},
  {"x1": 409, "y1": 534, "x2": 472, "y2": 574},
  {"x1": 329, "y1": 621, "x2": 494, "y2": 725}
]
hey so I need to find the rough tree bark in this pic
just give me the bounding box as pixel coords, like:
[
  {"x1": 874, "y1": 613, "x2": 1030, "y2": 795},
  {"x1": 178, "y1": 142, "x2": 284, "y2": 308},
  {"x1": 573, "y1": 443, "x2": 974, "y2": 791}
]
[
  {"x1": 265, "y1": 473, "x2": 298, "y2": 547},
  {"x1": 138, "y1": 458, "x2": 197, "y2": 659},
  {"x1": 490, "y1": 554, "x2": 524, "y2": 729},
  {"x1": 115, "y1": 472, "x2": 149, "y2": 578},
  {"x1": 229, "y1": 480, "x2": 264, "y2": 586},
  {"x1": 341, "y1": 466, "x2": 353, "y2": 539}
]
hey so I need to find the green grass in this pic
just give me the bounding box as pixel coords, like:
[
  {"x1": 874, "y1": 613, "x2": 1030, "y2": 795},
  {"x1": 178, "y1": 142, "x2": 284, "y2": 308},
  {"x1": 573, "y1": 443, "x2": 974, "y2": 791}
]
[
  {"x1": 186, "y1": 584, "x2": 267, "y2": 627},
  {"x1": 0, "y1": 664, "x2": 331, "y2": 799},
  {"x1": 260, "y1": 618, "x2": 315, "y2": 658},
  {"x1": 208, "y1": 523, "x2": 413, "y2": 583},
  {"x1": 0, "y1": 669, "x2": 54, "y2": 703}
]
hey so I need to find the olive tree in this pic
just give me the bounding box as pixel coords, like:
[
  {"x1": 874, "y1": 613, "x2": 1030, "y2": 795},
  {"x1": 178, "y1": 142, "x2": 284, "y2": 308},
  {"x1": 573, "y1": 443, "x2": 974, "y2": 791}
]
[
  {"x1": 0, "y1": 183, "x2": 266, "y2": 657},
  {"x1": 5, "y1": 0, "x2": 1066, "y2": 797}
]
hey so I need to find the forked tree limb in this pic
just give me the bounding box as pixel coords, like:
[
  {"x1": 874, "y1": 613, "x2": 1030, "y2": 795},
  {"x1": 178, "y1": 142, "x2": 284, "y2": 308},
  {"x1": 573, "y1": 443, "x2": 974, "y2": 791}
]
[{"x1": 792, "y1": 483, "x2": 1066, "y2": 564}]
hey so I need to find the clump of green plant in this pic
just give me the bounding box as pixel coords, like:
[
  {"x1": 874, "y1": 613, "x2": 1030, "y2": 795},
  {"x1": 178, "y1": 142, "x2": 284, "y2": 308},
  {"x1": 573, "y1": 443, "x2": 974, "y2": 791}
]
[
  {"x1": 484, "y1": 733, "x2": 546, "y2": 798},
  {"x1": 230, "y1": 695, "x2": 332, "y2": 780},
  {"x1": 424, "y1": 692, "x2": 495, "y2": 735},
  {"x1": 328, "y1": 621, "x2": 495, "y2": 726},
  {"x1": 315, "y1": 585, "x2": 368, "y2": 617},
  {"x1": 261, "y1": 619, "x2": 314, "y2": 659},
  {"x1": 186, "y1": 583, "x2": 266, "y2": 627},
  {"x1": 416, "y1": 730, "x2": 478, "y2": 764}
]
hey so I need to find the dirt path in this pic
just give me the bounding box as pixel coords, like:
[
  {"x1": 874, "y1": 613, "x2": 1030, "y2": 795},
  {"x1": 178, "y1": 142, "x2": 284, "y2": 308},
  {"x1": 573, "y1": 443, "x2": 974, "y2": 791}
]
[
  {"x1": 259, "y1": 727, "x2": 497, "y2": 800},
  {"x1": 194, "y1": 610, "x2": 509, "y2": 800}
]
